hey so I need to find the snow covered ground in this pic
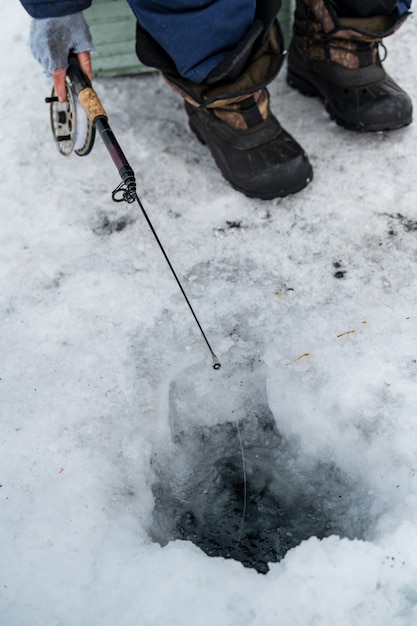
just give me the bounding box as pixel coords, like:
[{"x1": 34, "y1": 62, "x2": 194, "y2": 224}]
[{"x1": 2, "y1": 2, "x2": 417, "y2": 624}]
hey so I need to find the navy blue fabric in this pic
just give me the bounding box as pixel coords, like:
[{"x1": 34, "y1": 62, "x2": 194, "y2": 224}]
[
  {"x1": 127, "y1": 0, "x2": 256, "y2": 82},
  {"x1": 20, "y1": 0, "x2": 91, "y2": 18},
  {"x1": 394, "y1": 0, "x2": 412, "y2": 15}
]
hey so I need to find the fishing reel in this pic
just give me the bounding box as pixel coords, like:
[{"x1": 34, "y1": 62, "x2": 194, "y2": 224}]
[{"x1": 46, "y1": 76, "x2": 95, "y2": 157}]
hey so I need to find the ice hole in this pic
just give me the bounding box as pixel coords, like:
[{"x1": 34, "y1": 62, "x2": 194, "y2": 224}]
[{"x1": 150, "y1": 363, "x2": 375, "y2": 573}]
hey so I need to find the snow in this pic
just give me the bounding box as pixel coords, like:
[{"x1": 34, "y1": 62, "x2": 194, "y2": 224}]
[{"x1": 2, "y1": 2, "x2": 417, "y2": 624}]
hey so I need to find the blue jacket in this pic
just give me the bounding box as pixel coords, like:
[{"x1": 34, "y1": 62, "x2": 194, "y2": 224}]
[
  {"x1": 20, "y1": 0, "x2": 258, "y2": 83},
  {"x1": 20, "y1": 0, "x2": 92, "y2": 18}
]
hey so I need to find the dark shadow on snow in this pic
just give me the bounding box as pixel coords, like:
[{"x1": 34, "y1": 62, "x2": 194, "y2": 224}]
[{"x1": 150, "y1": 401, "x2": 374, "y2": 574}]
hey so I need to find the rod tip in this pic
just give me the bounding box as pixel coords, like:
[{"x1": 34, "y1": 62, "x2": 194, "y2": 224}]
[{"x1": 212, "y1": 355, "x2": 221, "y2": 370}]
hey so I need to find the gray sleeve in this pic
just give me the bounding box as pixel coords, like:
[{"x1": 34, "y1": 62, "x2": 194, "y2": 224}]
[{"x1": 29, "y1": 12, "x2": 95, "y2": 76}]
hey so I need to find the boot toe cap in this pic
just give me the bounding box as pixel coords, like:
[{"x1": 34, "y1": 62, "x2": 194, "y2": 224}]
[
  {"x1": 187, "y1": 103, "x2": 313, "y2": 200},
  {"x1": 332, "y1": 78, "x2": 413, "y2": 131}
]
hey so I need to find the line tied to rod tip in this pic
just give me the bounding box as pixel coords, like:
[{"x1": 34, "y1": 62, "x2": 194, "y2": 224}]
[{"x1": 212, "y1": 355, "x2": 221, "y2": 370}]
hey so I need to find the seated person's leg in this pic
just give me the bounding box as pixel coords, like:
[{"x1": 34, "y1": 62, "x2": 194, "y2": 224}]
[
  {"x1": 129, "y1": 0, "x2": 256, "y2": 82},
  {"x1": 132, "y1": 0, "x2": 313, "y2": 200}
]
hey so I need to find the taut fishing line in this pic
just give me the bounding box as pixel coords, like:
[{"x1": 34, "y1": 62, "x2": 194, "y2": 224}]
[
  {"x1": 212, "y1": 367, "x2": 249, "y2": 548},
  {"x1": 47, "y1": 55, "x2": 251, "y2": 549},
  {"x1": 235, "y1": 419, "x2": 247, "y2": 546}
]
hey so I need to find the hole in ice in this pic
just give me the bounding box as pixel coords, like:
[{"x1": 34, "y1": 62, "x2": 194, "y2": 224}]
[{"x1": 149, "y1": 362, "x2": 374, "y2": 574}]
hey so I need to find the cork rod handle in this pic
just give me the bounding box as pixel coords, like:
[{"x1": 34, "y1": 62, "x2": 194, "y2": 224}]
[{"x1": 78, "y1": 87, "x2": 108, "y2": 123}]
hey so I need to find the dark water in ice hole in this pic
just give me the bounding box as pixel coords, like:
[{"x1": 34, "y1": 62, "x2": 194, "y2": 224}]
[{"x1": 150, "y1": 403, "x2": 372, "y2": 574}]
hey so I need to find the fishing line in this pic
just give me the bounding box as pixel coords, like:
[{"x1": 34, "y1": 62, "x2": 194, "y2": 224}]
[
  {"x1": 235, "y1": 419, "x2": 247, "y2": 546},
  {"x1": 214, "y1": 367, "x2": 248, "y2": 549},
  {"x1": 50, "y1": 56, "x2": 250, "y2": 549}
]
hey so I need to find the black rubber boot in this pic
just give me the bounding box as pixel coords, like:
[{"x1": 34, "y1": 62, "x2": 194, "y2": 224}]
[
  {"x1": 137, "y1": 16, "x2": 313, "y2": 200},
  {"x1": 287, "y1": 0, "x2": 413, "y2": 132},
  {"x1": 185, "y1": 89, "x2": 312, "y2": 199}
]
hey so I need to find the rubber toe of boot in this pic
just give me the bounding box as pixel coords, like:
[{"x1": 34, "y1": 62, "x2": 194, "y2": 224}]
[
  {"x1": 287, "y1": 44, "x2": 413, "y2": 132},
  {"x1": 185, "y1": 101, "x2": 313, "y2": 200}
]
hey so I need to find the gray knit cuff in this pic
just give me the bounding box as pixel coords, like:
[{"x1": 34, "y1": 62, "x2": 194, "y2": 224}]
[{"x1": 29, "y1": 13, "x2": 95, "y2": 76}]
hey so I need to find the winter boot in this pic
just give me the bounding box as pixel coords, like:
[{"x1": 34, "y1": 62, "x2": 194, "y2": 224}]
[
  {"x1": 287, "y1": 0, "x2": 413, "y2": 131},
  {"x1": 136, "y1": 16, "x2": 312, "y2": 200},
  {"x1": 183, "y1": 87, "x2": 312, "y2": 200}
]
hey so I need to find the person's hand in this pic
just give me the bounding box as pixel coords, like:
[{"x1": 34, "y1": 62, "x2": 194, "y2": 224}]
[
  {"x1": 29, "y1": 13, "x2": 95, "y2": 101},
  {"x1": 53, "y1": 50, "x2": 93, "y2": 102}
]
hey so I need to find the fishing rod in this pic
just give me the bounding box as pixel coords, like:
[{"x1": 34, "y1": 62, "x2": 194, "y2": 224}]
[{"x1": 46, "y1": 55, "x2": 221, "y2": 370}]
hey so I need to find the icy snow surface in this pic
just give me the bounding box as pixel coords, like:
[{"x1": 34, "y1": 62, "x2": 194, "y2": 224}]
[{"x1": 2, "y1": 3, "x2": 417, "y2": 625}]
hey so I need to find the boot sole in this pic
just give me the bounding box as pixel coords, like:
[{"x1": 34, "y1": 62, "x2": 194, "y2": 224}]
[
  {"x1": 188, "y1": 115, "x2": 313, "y2": 200},
  {"x1": 287, "y1": 69, "x2": 413, "y2": 133}
]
